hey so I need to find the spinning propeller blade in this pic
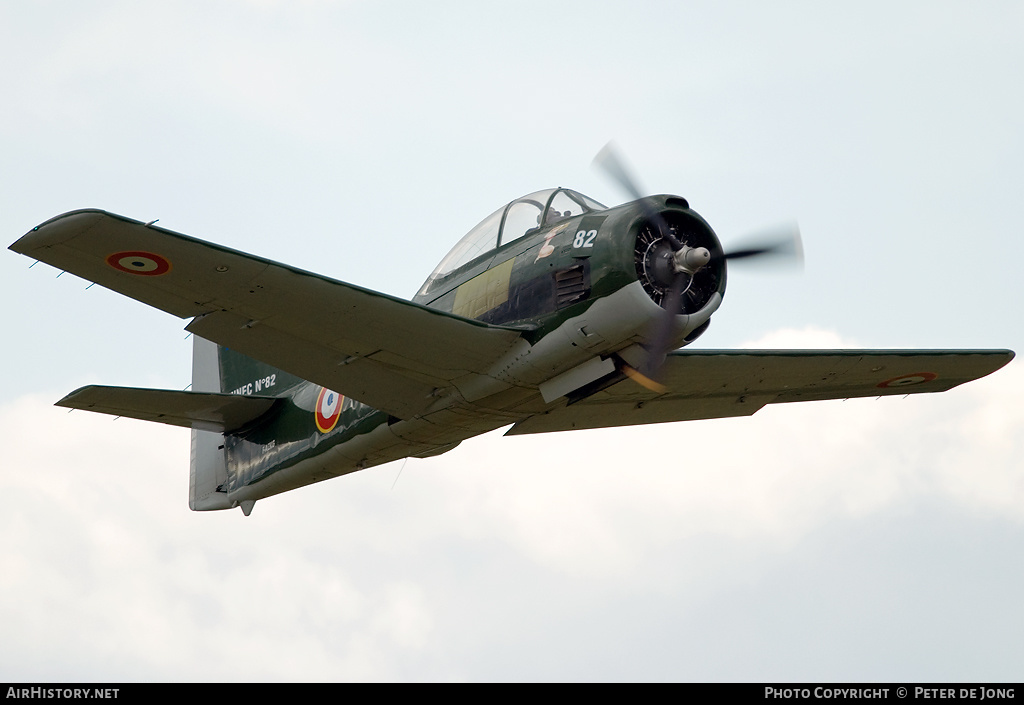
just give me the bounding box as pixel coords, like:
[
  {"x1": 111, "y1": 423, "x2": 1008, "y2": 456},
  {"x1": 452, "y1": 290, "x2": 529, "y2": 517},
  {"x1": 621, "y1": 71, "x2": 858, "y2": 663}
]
[
  {"x1": 593, "y1": 142, "x2": 803, "y2": 385},
  {"x1": 714, "y1": 222, "x2": 803, "y2": 267}
]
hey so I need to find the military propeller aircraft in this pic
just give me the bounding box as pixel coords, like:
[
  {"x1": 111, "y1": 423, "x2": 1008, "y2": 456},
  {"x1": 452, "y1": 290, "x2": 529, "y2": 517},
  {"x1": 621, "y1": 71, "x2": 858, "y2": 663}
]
[{"x1": 10, "y1": 147, "x2": 1013, "y2": 515}]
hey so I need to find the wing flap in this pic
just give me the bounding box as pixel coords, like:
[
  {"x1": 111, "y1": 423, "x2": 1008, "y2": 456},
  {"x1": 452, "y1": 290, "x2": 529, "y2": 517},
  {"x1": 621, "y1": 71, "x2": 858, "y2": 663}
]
[
  {"x1": 506, "y1": 349, "x2": 1014, "y2": 435},
  {"x1": 11, "y1": 210, "x2": 527, "y2": 419},
  {"x1": 57, "y1": 385, "x2": 279, "y2": 433}
]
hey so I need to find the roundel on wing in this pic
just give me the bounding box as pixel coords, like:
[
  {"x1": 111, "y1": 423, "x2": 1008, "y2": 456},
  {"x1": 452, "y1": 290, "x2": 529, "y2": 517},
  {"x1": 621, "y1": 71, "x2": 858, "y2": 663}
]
[
  {"x1": 877, "y1": 372, "x2": 938, "y2": 389},
  {"x1": 106, "y1": 251, "x2": 172, "y2": 276},
  {"x1": 315, "y1": 387, "x2": 344, "y2": 433}
]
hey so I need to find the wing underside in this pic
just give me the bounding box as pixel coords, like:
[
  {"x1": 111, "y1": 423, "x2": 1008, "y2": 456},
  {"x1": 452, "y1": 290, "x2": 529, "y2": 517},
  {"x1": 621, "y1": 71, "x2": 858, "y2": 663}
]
[
  {"x1": 506, "y1": 348, "x2": 1014, "y2": 435},
  {"x1": 11, "y1": 210, "x2": 526, "y2": 419}
]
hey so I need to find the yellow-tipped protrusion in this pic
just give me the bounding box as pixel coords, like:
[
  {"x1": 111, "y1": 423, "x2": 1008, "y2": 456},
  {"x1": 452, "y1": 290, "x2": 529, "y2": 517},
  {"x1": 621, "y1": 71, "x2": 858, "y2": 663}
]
[{"x1": 621, "y1": 364, "x2": 668, "y2": 393}]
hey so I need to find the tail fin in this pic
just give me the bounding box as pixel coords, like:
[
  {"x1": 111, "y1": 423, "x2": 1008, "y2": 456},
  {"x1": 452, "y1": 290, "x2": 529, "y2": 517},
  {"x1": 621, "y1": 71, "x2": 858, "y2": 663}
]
[
  {"x1": 189, "y1": 338, "x2": 301, "y2": 511},
  {"x1": 189, "y1": 336, "x2": 231, "y2": 511},
  {"x1": 216, "y1": 343, "x2": 303, "y2": 396}
]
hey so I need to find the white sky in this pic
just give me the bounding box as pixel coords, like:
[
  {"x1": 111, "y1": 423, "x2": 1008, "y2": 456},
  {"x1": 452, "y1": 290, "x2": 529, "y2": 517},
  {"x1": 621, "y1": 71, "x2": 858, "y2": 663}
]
[{"x1": 1, "y1": 0, "x2": 1022, "y2": 682}]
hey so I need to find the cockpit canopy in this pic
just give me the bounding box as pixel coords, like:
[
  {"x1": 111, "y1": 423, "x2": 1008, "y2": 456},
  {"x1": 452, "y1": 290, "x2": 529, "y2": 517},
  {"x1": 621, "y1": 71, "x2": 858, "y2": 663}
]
[{"x1": 419, "y1": 188, "x2": 605, "y2": 297}]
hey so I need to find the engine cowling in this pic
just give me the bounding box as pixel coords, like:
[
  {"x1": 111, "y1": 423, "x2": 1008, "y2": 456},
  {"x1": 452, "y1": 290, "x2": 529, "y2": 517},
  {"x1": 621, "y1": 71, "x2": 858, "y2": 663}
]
[{"x1": 633, "y1": 207, "x2": 727, "y2": 316}]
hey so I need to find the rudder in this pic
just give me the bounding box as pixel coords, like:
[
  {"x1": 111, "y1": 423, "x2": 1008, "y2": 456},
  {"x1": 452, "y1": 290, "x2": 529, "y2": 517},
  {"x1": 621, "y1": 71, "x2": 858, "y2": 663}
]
[
  {"x1": 189, "y1": 336, "x2": 231, "y2": 511},
  {"x1": 188, "y1": 337, "x2": 302, "y2": 511}
]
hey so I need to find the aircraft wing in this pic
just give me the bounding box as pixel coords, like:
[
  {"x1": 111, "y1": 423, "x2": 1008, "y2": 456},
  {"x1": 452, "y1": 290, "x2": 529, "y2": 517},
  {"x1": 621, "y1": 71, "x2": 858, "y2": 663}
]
[
  {"x1": 505, "y1": 348, "x2": 1014, "y2": 435},
  {"x1": 11, "y1": 209, "x2": 526, "y2": 419},
  {"x1": 57, "y1": 385, "x2": 279, "y2": 433}
]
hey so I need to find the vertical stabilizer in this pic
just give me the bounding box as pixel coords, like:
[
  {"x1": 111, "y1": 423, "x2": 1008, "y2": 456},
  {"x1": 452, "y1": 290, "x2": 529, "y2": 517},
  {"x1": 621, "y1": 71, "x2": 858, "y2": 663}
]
[
  {"x1": 189, "y1": 336, "x2": 231, "y2": 511},
  {"x1": 217, "y1": 345, "x2": 303, "y2": 396}
]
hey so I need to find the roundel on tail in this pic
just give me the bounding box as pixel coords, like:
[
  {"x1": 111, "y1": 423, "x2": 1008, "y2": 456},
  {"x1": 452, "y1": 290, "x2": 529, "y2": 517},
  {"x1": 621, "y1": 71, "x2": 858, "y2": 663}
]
[{"x1": 315, "y1": 387, "x2": 344, "y2": 433}]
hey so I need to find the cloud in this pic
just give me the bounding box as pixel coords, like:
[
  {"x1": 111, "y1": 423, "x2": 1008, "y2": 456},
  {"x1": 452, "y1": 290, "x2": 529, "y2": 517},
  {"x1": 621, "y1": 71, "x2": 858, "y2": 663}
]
[
  {"x1": 739, "y1": 325, "x2": 859, "y2": 348},
  {"x1": 2, "y1": 331, "x2": 1021, "y2": 679}
]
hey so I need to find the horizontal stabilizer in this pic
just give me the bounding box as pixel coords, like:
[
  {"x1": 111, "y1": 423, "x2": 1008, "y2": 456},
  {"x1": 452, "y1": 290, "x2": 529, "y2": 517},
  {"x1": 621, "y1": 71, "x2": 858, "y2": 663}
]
[{"x1": 57, "y1": 385, "x2": 279, "y2": 432}]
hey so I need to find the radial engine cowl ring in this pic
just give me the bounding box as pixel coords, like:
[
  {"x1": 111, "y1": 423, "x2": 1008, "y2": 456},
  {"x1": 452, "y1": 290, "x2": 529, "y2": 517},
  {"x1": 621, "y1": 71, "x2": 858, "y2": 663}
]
[{"x1": 634, "y1": 211, "x2": 724, "y2": 314}]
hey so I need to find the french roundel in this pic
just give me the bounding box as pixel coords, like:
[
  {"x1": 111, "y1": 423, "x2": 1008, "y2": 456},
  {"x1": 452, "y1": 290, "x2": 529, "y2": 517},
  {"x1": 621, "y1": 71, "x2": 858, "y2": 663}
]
[
  {"x1": 106, "y1": 251, "x2": 172, "y2": 276},
  {"x1": 315, "y1": 387, "x2": 344, "y2": 433},
  {"x1": 877, "y1": 372, "x2": 938, "y2": 389}
]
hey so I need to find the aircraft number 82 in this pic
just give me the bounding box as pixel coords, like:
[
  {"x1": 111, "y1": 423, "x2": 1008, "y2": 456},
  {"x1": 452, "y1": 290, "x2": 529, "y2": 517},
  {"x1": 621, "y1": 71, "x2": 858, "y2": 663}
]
[{"x1": 573, "y1": 229, "x2": 597, "y2": 248}]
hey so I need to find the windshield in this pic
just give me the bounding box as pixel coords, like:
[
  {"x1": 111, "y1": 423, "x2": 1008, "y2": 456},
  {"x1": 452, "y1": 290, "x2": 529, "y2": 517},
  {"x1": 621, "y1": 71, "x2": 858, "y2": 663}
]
[{"x1": 418, "y1": 188, "x2": 606, "y2": 297}]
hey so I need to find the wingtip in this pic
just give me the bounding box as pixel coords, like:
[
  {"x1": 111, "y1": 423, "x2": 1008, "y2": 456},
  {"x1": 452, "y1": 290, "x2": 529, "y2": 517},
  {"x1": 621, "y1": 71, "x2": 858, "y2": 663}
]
[
  {"x1": 11, "y1": 209, "x2": 111, "y2": 255},
  {"x1": 54, "y1": 385, "x2": 97, "y2": 409}
]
